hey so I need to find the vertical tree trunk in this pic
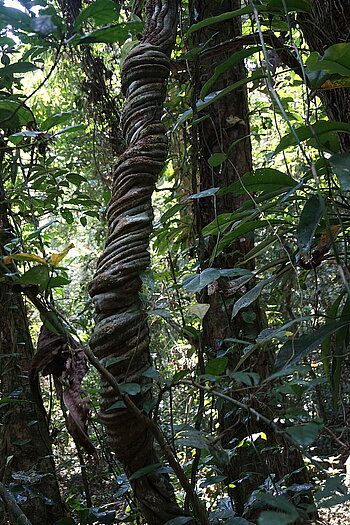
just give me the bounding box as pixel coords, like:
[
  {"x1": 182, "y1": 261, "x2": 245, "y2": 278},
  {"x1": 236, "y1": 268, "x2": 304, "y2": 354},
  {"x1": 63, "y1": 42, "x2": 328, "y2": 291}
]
[
  {"x1": 0, "y1": 177, "x2": 63, "y2": 524},
  {"x1": 299, "y1": 0, "x2": 350, "y2": 150},
  {"x1": 190, "y1": 0, "x2": 311, "y2": 516},
  {"x1": 88, "y1": 2, "x2": 184, "y2": 524}
]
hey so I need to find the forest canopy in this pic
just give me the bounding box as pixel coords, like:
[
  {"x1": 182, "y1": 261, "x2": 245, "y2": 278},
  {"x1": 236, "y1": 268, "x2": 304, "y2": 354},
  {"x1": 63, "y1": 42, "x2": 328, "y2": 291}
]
[{"x1": 1, "y1": 0, "x2": 350, "y2": 524}]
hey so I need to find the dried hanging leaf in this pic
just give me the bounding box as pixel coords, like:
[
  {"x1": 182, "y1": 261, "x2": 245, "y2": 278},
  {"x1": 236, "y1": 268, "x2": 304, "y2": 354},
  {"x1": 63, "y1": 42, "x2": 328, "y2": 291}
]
[
  {"x1": 50, "y1": 243, "x2": 75, "y2": 267},
  {"x1": 29, "y1": 326, "x2": 95, "y2": 455}
]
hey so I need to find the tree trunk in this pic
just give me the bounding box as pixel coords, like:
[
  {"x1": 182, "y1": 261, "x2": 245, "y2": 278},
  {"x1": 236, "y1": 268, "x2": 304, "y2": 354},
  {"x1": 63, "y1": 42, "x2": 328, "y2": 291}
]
[
  {"x1": 0, "y1": 177, "x2": 63, "y2": 524},
  {"x1": 190, "y1": 0, "x2": 311, "y2": 516},
  {"x1": 299, "y1": 0, "x2": 350, "y2": 150},
  {"x1": 88, "y1": 2, "x2": 185, "y2": 524}
]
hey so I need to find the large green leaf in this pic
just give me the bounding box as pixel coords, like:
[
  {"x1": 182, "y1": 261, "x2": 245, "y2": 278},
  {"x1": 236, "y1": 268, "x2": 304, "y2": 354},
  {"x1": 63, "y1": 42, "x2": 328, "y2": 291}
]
[
  {"x1": 296, "y1": 195, "x2": 323, "y2": 254},
  {"x1": 72, "y1": 22, "x2": 143, "y2": 45},
  {"x1": 286, "y1": 422, "x2": 322, "y2": 447},
  {"x1": 41, "y1": 111, "x2": 74, "y2": 131},
  {"x1": 0, "y1": 62, "x2": 38, "y2": 76},
  {"x1": 201, "y1": 46, "x2": 261, "y2": 98},
  {"x1": 274, "y1": 121, "x2": 350, "y2": 155},
  {"x1": 129, "y1": 463, "x2": 162, "y2": 481},
  {"x1": 188, "y1": 1, "x2": 310, "y2": 34},
  {"x1": 218, "y1": 168, "x2": 297, "y2": 195},
  {"x1": 0, "y1": 6, "x2": 32, "y2": 31},
  {"x1": 0, "y1": 100, "x2": 34, "y2": 130},
  {"x1": 73, "y1": 0, "x2": 120, "y2": 29},
  {"x1": 306, "y1": 44, "x2": 350, "y2": 77},
  {"x1": 275, "y1": 321, "x2": 349, "y2": 371},
  {"x1": 15, "y1": 265, "x2": 50, "y2": 292},
  {"x1": 205, "y1": 357, "x2": 228, "y2": 375}
]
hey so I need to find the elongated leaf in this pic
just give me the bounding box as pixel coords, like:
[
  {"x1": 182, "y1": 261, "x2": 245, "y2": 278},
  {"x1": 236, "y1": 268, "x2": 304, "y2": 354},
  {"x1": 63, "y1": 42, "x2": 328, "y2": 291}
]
[
  {"x1": 274, "y1": 121, "x2": 350, "y2": 155},
  {"x1": 50, "y1": 243, "x2": 75, "y2": 266},
  {"x1": 188, "y1": 1, "x2": 310, "y2": 34},
  {"x1": 201, "y1": 46, "x2": 261, "y2": 98},
  {"x1": 189, "y1": 303, "x2": 210, "y2": 321},
  {"x1": 218, "y1": 168, "x2": 297, "y2": 195},
  {"x1": 330, "y1": 153, "x2": 350, "y2": 190},
  {"x1": 218, "y1": 220, "x2": 284, "y2": 252},
  {"x1": 258, "y1": 511, "x2": 296, "y2": 525},
  {"x1": 3, "y1": 252, "x2": 47, "y2": 265},
  {"x1": 41, "y1": 111, "x2": 74, "y2": 131},
  {"x1": 296, "y1": 196, "x2": 323, "y2": 254},
  {"x1": 0, "y1": 6, "x2": 32, "y2": 31},
  {"x1": 0, "y1": 62, "x2": 38, "y2": 76},
  {"x1": 232, "y1": 279, "x2": 271, "y2": 318},
  {"x1": 129, "y1": 463, "x2": 162, "y2": 481},
  {"x1": 275, "y1": 321, "x2": 349, "y2": 371},
  {"x1": 74, "y1": 22, "x2": 143, "y2": 45},
  {"x1": 174, "y1": 72, "x2": 266, "y2": 130}
]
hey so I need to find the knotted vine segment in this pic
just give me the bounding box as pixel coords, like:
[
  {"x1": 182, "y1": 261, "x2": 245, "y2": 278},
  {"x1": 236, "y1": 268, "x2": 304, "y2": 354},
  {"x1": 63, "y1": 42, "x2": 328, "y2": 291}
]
[{"x1": 88, "y1": 1, "x2": 182, "y2": 522}]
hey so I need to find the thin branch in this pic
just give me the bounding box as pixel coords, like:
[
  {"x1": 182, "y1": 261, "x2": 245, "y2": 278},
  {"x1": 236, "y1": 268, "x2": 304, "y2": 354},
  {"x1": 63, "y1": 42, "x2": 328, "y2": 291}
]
[{"x1": 0, "y1": 482, "x2": 32, "y2": 525}]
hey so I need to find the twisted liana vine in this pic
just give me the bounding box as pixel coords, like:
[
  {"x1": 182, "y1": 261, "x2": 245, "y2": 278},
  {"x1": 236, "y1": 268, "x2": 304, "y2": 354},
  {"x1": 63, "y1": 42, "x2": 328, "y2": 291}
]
[{"x1": 88, "y1": 1, "x2": 185, "y2": 522}]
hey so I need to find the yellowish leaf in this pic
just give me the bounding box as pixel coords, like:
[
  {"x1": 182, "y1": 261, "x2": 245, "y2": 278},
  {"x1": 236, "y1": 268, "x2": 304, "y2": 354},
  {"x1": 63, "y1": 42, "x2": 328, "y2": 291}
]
[
  {"x1": 4, "y1": 253, "x2": 47, "y2": 265},
  {"x1": 50, "y1": 243, "x2": 75, "y2": 266}
]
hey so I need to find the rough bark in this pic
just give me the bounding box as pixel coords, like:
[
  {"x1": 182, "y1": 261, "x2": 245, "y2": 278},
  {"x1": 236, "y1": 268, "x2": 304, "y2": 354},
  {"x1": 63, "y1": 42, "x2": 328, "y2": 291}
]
[
  {"x1": 299, "y1": 0, "x2": 350, "y2": 150},
  {"x1": 0, "y1": 177, "x2": 63, "y2": 524},
  {"x1": 88, "y1": 2, "x2": 184, "y2": 524},
  {"x1": 190, "y1": 0, "x2": 311, "y2": 516}
]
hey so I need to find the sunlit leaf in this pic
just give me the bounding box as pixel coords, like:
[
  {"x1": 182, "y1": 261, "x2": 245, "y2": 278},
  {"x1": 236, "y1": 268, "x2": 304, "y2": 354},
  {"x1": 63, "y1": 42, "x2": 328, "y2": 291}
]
[{"x1": 50, "y1": 243, "x2": 75, "y2": 267}]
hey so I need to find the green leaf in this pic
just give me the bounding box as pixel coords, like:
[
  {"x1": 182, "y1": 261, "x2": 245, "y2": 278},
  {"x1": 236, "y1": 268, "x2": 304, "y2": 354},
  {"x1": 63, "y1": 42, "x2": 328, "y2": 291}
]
[
  {"x1": 296, "y1": 195, "x2": 323, "y2": 254},
  {"x1": 172, "y1": 369, "x2": 191, "y2": 382},
  {"x1": 274, "y1": 121, "x2": 350, "y2": 155},
  {"x1": 129, "y1": 463, "x2": 162, "y2": 481},
  {"x1": 233, "y1": 372, "x2": 260, "y2": 386},
  {"x1": 55, "y1": 124, "x2": 85, "y2": 135},
  {"x1": 105, "y1": 356, "x2": 128, "y2": 366},
  {"x1": 205, "y1": 357, "x2": 228, "y2": 375},
  {"x1": 258, "y1": 511, "x2": 297, "y2": 525},
  {"x1": 41, "y1": 111, "x2": 74, "y2": 131},
  {"x1": 208, "y1": 153, "x2": 227, "y2": 167},
  {"x1": 201, "y1": 46, "x2": 261, "y2": 99},
  {"x1": 183, "y1": 268, "x2": 220, "y2": 293},
  {"x1": 106, "y1": 400, "x2": 126, "y2": 411},
  {"x1": 73, "y1": 0, "x2": 120, "y2": 30},
  {"x1": 218, "y1": 168, "x2": 297, "y2": 195},
  {"x1": 306, "y1": 44, "x2": 350, "y2": 77},
  {"x1": 188, "y1": 187, "x2": 220, "y2": 199},
  {"x1": 188, "y1": 303, "x2": 210, "y2": 321},
  {"x1": 164, "y1": 518, "x2": 192, "y2": 525},
  {"x1": 66, "y1": 173, "x2": 87, "y2": 186},
  {"x1": 0, "y1": 100, "x2": 34, "y2": 130},
  {"x1": 275, "y1": 321, "x2": 349, "y2": 371},
  {"x1": 218, "y1": 220, "x2": 283, "y2": 252},
  {"x1": 74, "y1": 22, "x2": 143, "y2": 45},
  {"x1": 48, "y1": 276, "x2": 70, "y2": 288},
  {"x1": 16, "y1": 265, "x2": 50, "y2": 292},
  {"x1": 183, "y1": 268, "x2": 251, "y2": 293},
  {"x1": 286, "y1": 422, "x2": 322, "y2": 447},
  {"x1": 0, "y1": 62, "x2": 38, "y2": 76},
  {"x1": 188, "y1": 1, "x2": 310, "y2": 34},
  {"x1": 257, "y1": 493, "x2": 298, "y2": 515},
  {"x1": 0, "y1": 6, "x2": 32, "y2": 31},
  {"x1": 176, "y1": 428, "x2": 210, "y2": 450},
  {"x1": 232, "y1": 278, "x2": 271, "y2": 318},
  {"x1": 119, "y1": 383, "x2": 141, "y2": 395},
  {"x1": 142, "y1": 367, "x2": 160, "y2": 380},
  {"x1": 330, "y1": 153, "x2": 350, "y2": 190},
  {"x1": 174, "y1": 72, "x2": 266, "y2": 130}
]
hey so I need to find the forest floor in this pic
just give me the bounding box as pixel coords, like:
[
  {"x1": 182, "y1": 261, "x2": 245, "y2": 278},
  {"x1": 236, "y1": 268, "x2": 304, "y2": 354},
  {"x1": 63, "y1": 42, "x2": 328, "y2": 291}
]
[{"x1": 319, "y1": 502, "x2": 350, "y2": 524}]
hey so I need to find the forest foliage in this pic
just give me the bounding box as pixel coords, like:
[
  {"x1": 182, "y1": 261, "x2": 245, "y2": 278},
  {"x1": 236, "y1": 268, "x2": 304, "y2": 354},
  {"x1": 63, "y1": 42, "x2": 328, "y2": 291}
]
[{"x1": 1, "y1": 0, "x2": 350, "y2": 524}]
